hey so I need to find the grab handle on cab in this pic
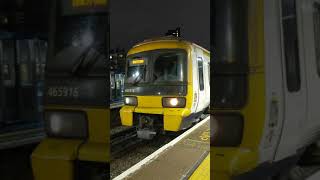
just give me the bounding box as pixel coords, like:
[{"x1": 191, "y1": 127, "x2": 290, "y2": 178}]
[{"x1": 269, "y1": 95, "x2": 279, "y2": 128}]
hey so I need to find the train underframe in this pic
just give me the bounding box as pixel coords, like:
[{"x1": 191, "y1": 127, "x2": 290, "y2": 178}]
[{"x1": 132, "y1": 111, "x2": 205, "y2": 140}]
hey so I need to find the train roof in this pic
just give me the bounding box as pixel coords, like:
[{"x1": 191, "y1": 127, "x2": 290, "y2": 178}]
[{"x1": 129, "y1": 36, "x2": 210, "y2": 55}]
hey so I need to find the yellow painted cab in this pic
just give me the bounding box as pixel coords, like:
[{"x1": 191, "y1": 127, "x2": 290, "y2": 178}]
[
  {"x1": 31, "y1": 1, "x2": 109, "y2": 180},
  {"x1": 120, "y1": 36, "x2": 210, "y2": 139}
]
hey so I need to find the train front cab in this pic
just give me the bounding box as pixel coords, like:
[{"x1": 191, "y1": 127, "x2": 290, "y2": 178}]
[
  {"x1": 31, "y1": 1, "x2": 109, "y2": 180},
  {"x1": 32, "y1": 107, "x2": 109, "y2": 180},
  {"x1": 120, "y1": 38, "x2": 210, "y2": 139},
  {"x1": 212, "y1": 0, "x2": 320, "y2": 179}
]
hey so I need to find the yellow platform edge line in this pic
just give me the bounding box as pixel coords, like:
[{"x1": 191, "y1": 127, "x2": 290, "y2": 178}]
[{"x1": 189, "y1": 153, "x2": 210, "y2": 180}]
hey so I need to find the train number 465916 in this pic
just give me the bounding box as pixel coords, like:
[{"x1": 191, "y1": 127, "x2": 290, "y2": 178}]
[{"x1": 47, "y1": 87, "x2": 79, "y2": 98}]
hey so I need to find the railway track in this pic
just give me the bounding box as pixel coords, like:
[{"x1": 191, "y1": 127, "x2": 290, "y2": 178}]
[
  {"x1": 110, "y1": 114, "x2": 209, "y2": 163},
  {"x1": 111, "y1": 127, "x2": 144, "y2": 160},
  {"x1": 110, "y1": 114, "x2": 210, "y2": 158}
]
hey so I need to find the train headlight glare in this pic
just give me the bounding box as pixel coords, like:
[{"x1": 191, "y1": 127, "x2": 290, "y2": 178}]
[
  {"x1": 125, "y1": 98, "x2": 130, "y2": 104},
  {"x1": 169, "y1": 98, "x2": 179, "y2": 106},
  {"x1": 124, "y1": 96, "x2": 137, "y2": 106},
  {"x1": 45, "y1": 111, "x2": 88, "y2": 139},
  {"x1": 162, "y1": 97, "x2": 186, "y2": 108}
]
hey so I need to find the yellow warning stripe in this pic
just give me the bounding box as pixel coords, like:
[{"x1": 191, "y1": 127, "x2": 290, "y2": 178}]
[{"x1": 189, "y1": 153, "x2": 210, "y2": 180}]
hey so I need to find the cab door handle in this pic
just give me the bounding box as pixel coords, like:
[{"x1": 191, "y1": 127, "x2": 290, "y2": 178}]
[{"x1": 269, "y1": 98, "x2": 279, "y2": 128}]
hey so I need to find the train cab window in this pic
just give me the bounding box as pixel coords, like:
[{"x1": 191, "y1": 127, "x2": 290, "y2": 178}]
[
  {"x1": 281, "y1": 0, "x2": 301, "y2": 92},
  {"x1": 208, "y1": 60, "x2": 210, "y2": 83},
  {"x1": 47, "y1": 15, "x2": 108, "y2": 77},
  {"x1": 198, "y1": 57, "x2": 204, "y2": 91},
  {"x1": 126, "y1": 63, "x2": 146, "y2": 84},
  {"x1": 153, "y1": 52, "x2": 185, "y2": 83},
  {"x1": 314, "y1": 3, "x2": 320, "y2": 77},
  {"x1": 125, "y1": 50, "x2": 187, "y2": 86}
]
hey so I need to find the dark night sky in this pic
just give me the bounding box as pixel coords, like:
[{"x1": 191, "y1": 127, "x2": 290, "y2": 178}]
[{"x1": 110, "y1": 0, "x2": 210, "y2": 51}]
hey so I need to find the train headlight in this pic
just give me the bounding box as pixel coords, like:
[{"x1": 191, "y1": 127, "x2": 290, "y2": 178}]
[
  {"x1": 170, "y1": 98, "x2": 179, "y2": 106},
  {"x1": 124, "y1": 96, "x2": 137, "y2": 106},
  {"x1": 162, "y1": 97, "x2": 186, "y2": 108},
  {"x1": 45, "y1": 110, "x2": 88, "y2": 139}
]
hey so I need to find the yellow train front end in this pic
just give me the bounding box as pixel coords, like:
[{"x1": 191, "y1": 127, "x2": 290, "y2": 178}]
[
  {"x1": 120, "y1": 39, "x2": 196, "y2": 139},
  {"x1": 32, "y1": 107, "x2": 109, "y2": 180},
  {"x1": 211, "y1": 0, "x2": 265, "y2": 179},
  {"x1": 31, "y1": 0, "x2": 109, "y2": 179},
  {"x1": 121, "y1": 96, "x2": 192, "y2": 132}
]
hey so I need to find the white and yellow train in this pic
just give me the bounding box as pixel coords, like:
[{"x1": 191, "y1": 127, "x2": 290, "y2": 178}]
[
  {"x1": 212, "y1": 0, "x2": 320, "y2": 179},
  {"x1": 120, "y1": 37, "x2": 210, "y2": 139}
]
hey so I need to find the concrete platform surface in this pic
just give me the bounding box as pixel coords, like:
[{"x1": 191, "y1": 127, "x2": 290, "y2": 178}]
[{"x1": 114, "y1": 117, "x2": 210, "y2": 180}]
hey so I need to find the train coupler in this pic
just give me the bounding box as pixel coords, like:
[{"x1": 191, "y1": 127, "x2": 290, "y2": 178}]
[{"x1": 137, "y1": 129, "x2": 157, "y2": 140}]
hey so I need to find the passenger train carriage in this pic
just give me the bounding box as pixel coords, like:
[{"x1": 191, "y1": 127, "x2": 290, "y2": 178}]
[
  {"x1": 120, "y1": 37, "x2": 210, "y2": 139},
  {"x1": 212, "y1": 0, "x2": 320, "y2": 179}
]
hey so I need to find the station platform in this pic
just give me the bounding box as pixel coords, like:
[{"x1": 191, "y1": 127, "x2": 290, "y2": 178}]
[{"x1": 114, "y1": 117, "x2": 210, "y2": 180}]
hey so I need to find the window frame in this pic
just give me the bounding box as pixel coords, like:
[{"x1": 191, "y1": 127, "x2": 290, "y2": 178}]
[
  {"x1": 198, "y1": 57, "x2": 204, "y2": 91},
  {"x1": 281, "y1": 0, "x2": 302, "y2": 92},
  {"x1": 314, "y1": 2, "x2": 320, "y2": 77}
]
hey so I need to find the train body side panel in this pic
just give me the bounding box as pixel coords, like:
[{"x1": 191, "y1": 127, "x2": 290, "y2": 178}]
[
  {"x1": 297, "y1": 0, "x2": 320, "y2": 151},
  {"x1": 78, "y1": 142, "x2": 108, "y2": 162},
  {"x1": 192, "y1": 46, "x2": 210, "y2": 114},
  {"x1": 213, "y1": 0, "x2": 320, "y2": 178},
  {"x1": 272, "y1": 0, "x2": 308, "y2": 161},
  {"x1": 258, "y1": 0, "x2": 287, "y2": 163}
]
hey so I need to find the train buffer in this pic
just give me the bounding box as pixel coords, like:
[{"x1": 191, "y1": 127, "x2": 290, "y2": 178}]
[{"x1": 114, "y1": 116, "x2": 210, "y2": 180}]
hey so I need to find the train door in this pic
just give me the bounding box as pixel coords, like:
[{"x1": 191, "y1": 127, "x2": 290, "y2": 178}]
[
  {"x1": 297, "y1": 0, "x2": 320, "y2": 150},
  {"x1": 196, "y1": 50, "x2": 206, "y2": 112},
  {"x1": 204, "y1": 57, "x2": 210, "y2": 108},
  {"x1": 260, "y1": 0, "x2": 286, "y2": 163},
  {"x1": 273, "y1": 0, "x2": 307, "y2": 161}
]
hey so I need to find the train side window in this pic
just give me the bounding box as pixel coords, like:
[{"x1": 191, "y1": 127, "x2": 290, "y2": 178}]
[
  {"x1": 314, "y1": 3, "x2": 320, "y2": 77},
  {"x1": 198, "y1": 57, "x2": 204, "y2": 91},
  {"x1": 281, "y1": 0, "x2": 301, "y2": 92},
  {"x1": 208, "y1": 60, "x2": 210, "y2": 83}
]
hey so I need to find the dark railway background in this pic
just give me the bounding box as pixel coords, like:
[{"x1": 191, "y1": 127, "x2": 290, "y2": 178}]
[
  {"x1": 0, "y1": 144, "x2": 38, "y2": 180},
  {"x1": 0, "y1": 1, "x2": 47, "y2": 180}
]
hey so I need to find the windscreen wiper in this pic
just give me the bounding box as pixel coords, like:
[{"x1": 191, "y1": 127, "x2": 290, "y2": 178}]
[
  {"x1": 132, "y1": 65, "x2": 146, "y2": 86},
  {"x1": 71, "y1": 47, "x2": 103, "y2": 76},
  {"x1": 132, "y1": 73, "x2": 143, "y2": 85}
]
